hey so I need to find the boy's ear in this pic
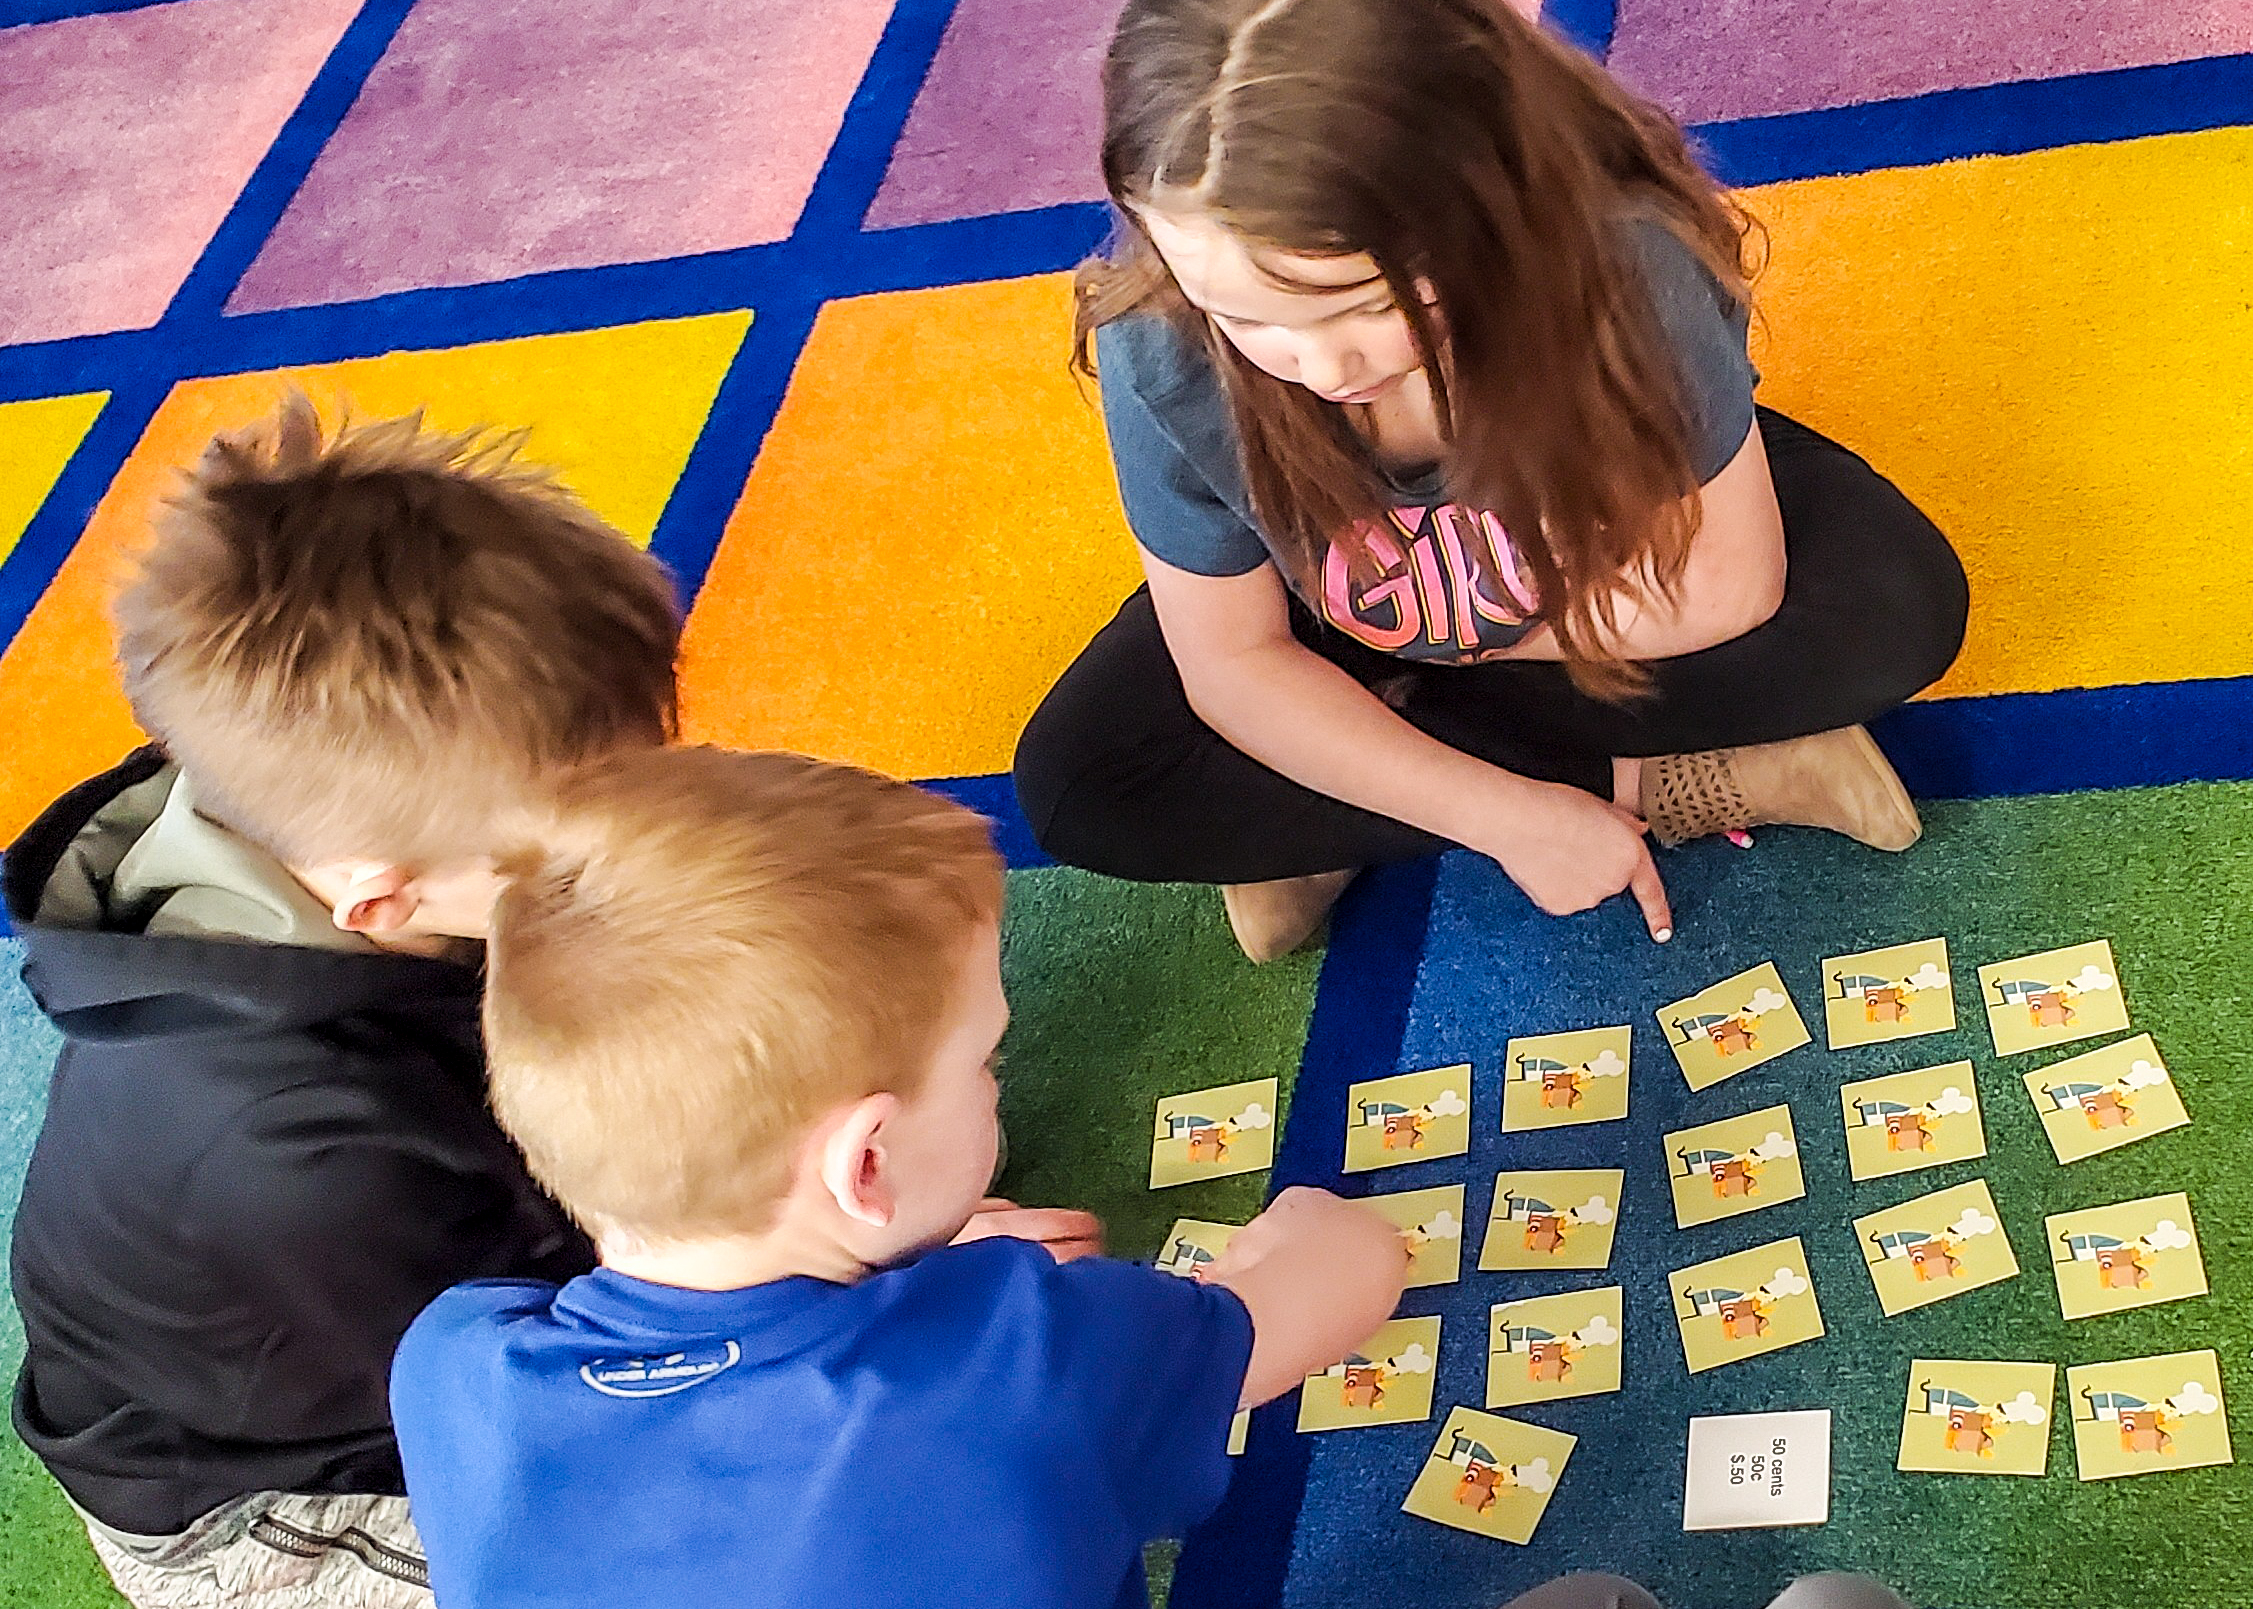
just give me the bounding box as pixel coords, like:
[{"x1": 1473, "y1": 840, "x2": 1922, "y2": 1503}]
[
  {"x1": 328, "y1": 864, "x2": 421, "y2": 936},
  {"x1": 816, "y1": 1093, "x2": 903, "y2": 1231}
]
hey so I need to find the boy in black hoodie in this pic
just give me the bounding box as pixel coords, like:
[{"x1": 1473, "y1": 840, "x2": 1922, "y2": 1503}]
[{"x1": 4, "y1": 396, "x2": 682, "y2": 1608}]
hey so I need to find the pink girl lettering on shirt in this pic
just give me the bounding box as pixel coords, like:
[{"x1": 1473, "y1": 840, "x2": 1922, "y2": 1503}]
[{"x1": 1320, "y1": 504, "x2": 1541, "y2": 659}]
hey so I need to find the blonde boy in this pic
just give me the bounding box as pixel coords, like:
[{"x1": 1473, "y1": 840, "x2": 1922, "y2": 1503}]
[
  {"x1": 391, "y1": 746, "x2": 1409, "y2": 1609},
  {"x1": 4, "y1": 398, "x2": 681, "y2": 1608}
]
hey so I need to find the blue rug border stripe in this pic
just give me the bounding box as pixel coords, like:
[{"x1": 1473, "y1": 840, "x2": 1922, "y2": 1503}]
[
  {"x1": 0, "y1": 0, "x2": 187, "y2": 28},
  {"x1": 1695, "y1": 50, "x2": 2253, "y2": 186},
  {"x1": 1170, "y1": 856, "x2": 1443, "y2": 1609},
  {"x1": 641, "y1": 299, "x2": 816, "y2": 599},
  {"x1": 642, "y1": 0, "x2": 971, "y2": 605},
  {"x1": 1872, "y1": 676, "x2": 2253, "y2": 798},
  {"x1": 921, "y1": 773, "x2": 1053, "y2": 871},
  {"x1": 1540, "y1": 0, "x2": 1618, "y2": 61},
  {"x1": 174, "y1": 0, "x2": 422, "y2": 322},
  {"x1": 0, "y1": 204, "x2": 1114, "y2": 409},
  {"x1": 794, "y1": 0, "x2": 966, "y2": 239}
]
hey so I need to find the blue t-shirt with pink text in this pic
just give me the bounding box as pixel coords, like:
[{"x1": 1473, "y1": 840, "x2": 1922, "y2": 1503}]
[{"x1": 390, "y1": 1238, "x2": 1254, "y2": 1609}]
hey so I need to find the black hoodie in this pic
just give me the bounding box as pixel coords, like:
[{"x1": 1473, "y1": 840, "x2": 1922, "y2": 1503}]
[{"x1": 5, "y1": 749, "x2": 594, "y2": 1536}]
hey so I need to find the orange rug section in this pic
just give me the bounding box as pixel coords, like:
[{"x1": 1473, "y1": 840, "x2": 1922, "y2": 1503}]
[
  {"x1": 680, "y1": 272, "x2": 1143, "y2": 781},
  {"x1": 0, "y1": 313, "x2": 749, "y2": 842},
  {"x1": 1747, "y1": 125, "x2": 2253, "y2": 699}
]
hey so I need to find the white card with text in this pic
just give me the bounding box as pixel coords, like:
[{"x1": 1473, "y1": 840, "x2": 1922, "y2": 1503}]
[{"x1": 1683, "y1": 1410, "x2": 1831, "y2": 1531}]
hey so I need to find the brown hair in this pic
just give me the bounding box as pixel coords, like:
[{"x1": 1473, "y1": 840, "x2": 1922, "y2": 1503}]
[
  {"x1": 484, "y1": 745, "x2": 1005, "y2": 1241},
  {"x1": 114, "y1": 394, "x2": 682, "y2": 865},
  {"x1": 1076, "y1": 0, "x2": 1756, "y2": 695}
]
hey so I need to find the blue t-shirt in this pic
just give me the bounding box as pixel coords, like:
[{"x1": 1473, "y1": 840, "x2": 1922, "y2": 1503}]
[
  {"x1": 391, "y1": 1238, "x2": 1254, "y2": 1609},
  {"x1": 1095, "y1": 217, "x2": 1758, "y2": 664}
]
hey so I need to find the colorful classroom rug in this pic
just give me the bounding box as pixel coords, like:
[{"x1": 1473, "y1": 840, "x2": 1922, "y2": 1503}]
[{"x1": 2, "y1": 0, "x2": 2251, "y2": 1605}]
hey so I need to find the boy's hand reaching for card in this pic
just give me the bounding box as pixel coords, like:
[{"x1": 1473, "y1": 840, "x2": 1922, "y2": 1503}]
[
  {"x1": 952, "y1": 1199, "x2": 1106, "y2": 1263},
  {"x1": 1206, "y1": 1186, "x2": 1410, "y2": 1408}
]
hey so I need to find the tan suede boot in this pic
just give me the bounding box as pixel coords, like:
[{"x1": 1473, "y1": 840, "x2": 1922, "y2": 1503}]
[
  {"x1": 1640, "y1": 725, "x2": 1922, "y2": 851},
  {"x1": 1221, "y1": 870, "x2": 1359, "y2": 964}
]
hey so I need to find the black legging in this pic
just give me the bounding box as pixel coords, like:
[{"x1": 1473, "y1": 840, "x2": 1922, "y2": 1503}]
[{"x1": 1012, "y1": 409, "x2": 1968, "y2": 884}]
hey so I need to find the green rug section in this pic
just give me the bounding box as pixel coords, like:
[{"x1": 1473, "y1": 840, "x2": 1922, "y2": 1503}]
[
  {"x1": 0, "y1": 940, "x2": 115, "y2": 1607},
  {"x1": 1827, "y1": 780, "x2": 2253, "y2": 1609},
  {"x1": 0, "y1": 1437, "x2": 114, "y2": 1609},
  {"x1": 0, "y1": 871, "x2": 1322, "y2": 1606},
  {"x1": 993, "y1": 867, "x2": 1323, "y2": 1259}
]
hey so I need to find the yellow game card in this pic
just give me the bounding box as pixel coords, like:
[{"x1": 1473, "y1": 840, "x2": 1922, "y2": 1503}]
[
  {"x1": 1363, "y1": 1185, "x2": 1466, "y2": 1289},
  {"x1": 1898, "y1": 1361, "x2": 2056, "y2": 1477},
  {"x1": 1478, "y1": 1170, "x2": 1623, "y2": 1271},
  {"x1": 1154, "y1": 1218, "x2": 1238, "y2": 1278},
  {"x1": 1402, "y1": 1408, "x2": 1575, "y2": 1544},
  {"x1": 2021, "y1": 1034, "x2": 2189, "y2": 1162},
  {"x1": 1502, "y1": 1027, "x2": 1630, "y2": 1130},
  {"x1": 1820, "y1": 938, "x2": 1955, "y2": 1048},
  {"x1": 1854, "y1": 1180, "x2": 2019, "y2": 1316},
  {"x1": 1977, "y1": 940, "x2": 2130, "y2": 1055},
  {"x1": 1343, "y1": 1065, "x2": 1472, "y2": 1173},
  {"x1": 1671, "y1": 1237, "x2": 1824, "y2": 1373},
  {"x1": 1657, "y1": 963, "x2": 1811, "y2": 1091},
  {"x1": 1150, "y1": 1079, "x2": 1277, "y2": 1188},
  {"x1": 1839, "y1": 1062, "x2": 1985, "y2": 1181},
  {"x1": 1295, "y1": 1316, "x2": 1439, "y2": 1432},
  {"x1": 2067, "y1": 1351, "x2": 2233, "y2": 1481},
  {"x1": 2046, "y1": 1192, "x2": 2208, "y2": 1320},
  {"x1": 1486, "y1": 1287, "x2": 1623, "y2": 1409},
  {"x1": 1664, "y1": 1103, "x2": 1804, "y2": 1228}
]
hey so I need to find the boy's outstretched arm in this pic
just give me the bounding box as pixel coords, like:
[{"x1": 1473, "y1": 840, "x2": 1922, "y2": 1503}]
[{"x1": 1204, "y1": 1187, "x2": 1409, "y2": 1409}]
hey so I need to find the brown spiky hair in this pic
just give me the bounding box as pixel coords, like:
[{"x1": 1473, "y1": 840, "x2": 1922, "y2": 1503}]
[{"x1": 114, "y1": 393, "x2": 682, "y2": 867}]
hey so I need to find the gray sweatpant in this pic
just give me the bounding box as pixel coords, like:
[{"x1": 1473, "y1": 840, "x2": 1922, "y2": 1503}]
[
  {"x1": 81, "y1": 1492, "x2": 433, "y2": 1609},
  {"x1": 1504, "y1": 1572, "x2": 1912, "y2": 1609}
]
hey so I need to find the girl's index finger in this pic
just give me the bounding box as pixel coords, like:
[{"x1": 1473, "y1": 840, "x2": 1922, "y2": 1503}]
[{"x1": 1630, "y1": 844, "x2": 1673, "y2": 943}]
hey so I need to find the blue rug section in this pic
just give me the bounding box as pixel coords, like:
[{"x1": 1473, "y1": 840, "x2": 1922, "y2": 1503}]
[
  {"x1": 0, "y1": 943, "x2": 59, "y2": 1375},
  {"x1": 1173, "y1": 858, "x2": 1441, "y2": 1609},
  {"x1": 1270, "y1": 838, "x2": 1903, "y2": 1609}
]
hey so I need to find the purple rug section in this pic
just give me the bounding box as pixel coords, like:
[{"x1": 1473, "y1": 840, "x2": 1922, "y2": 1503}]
[
  {"x1": 866, "y1": 0, "x2": 1123, "y2": 229},
  {"x1": 228, "y1": 0, "x2": 899, "y2": 313},
  {"x1": 1609, "y1": 0, "x2": 2253, "y2": 126},
  {"x1": 0, "y1": 0, "x2": 360, "y2": 345}
]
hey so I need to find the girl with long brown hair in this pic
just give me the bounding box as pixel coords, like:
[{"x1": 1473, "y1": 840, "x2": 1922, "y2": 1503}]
[{"x1": 1012, "y1": 0, "x2": 1967, "y2": 961}]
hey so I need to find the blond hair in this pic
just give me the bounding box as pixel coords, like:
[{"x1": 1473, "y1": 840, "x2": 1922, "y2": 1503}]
[
  {"x1": 114, "y1": 394, "x2": 681, "y2": 867},
  {"x1": 485, "y1": 745, "x2": 1005, "y2": 1240}
]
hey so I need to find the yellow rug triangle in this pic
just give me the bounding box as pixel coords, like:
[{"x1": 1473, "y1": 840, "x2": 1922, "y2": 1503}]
[{"x1": 0, "y1": 393, "x2": 109, "y2": 571}]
